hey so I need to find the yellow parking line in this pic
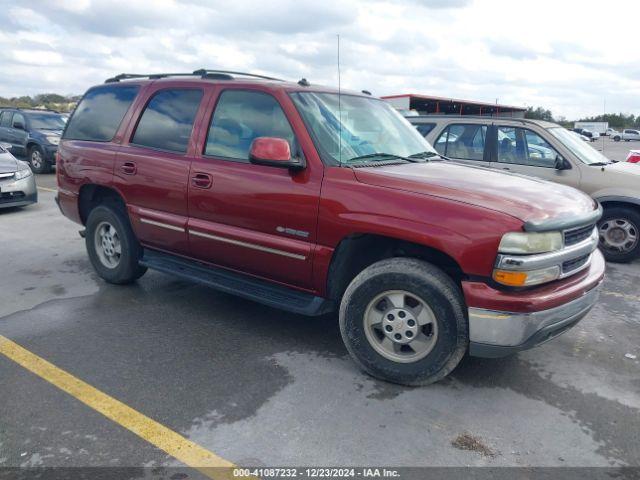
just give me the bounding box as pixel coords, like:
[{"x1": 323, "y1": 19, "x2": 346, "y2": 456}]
[
  {"x1": 37, "y1": 186, "x2": 57, "y2": 193},
  {"x1": 0, "y1": 335, "x2": 236, "y2": 480}
]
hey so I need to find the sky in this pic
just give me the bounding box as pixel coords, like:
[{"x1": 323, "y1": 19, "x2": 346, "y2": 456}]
[{"x1": 0, "y1": 0, "x2": 639, "y2": 120}]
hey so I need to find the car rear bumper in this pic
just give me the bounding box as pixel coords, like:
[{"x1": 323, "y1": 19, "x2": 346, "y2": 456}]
[{"x1": 465, "y1": 249, "x2": 605, "y2": 358}]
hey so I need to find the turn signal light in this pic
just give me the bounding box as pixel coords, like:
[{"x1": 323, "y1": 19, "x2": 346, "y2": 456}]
[{"x1": 493, "y1": 270, "x2": 528, "y2": 287}]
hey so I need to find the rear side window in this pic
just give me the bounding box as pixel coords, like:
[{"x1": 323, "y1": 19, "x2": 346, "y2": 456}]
[
  {"x1": 0, "y1": 111, "x2": 12, "y2": 127},
  {"x1": 132, "y1": 89, "x2": 203, "y2": 153},
  {"x1": 205, "y1": 90, "x2": 295, "y2": 161},
  {"x1": 414, "y1": 123, "x2": 435, "y2": 137},
  {"x1": 64, "y1": 85, "x2": 139, "y2": 141},
  {"x1": 435, "y1": 124, "x2": 486, "y2": 161}
]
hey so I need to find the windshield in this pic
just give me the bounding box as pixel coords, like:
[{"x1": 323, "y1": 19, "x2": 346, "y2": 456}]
[
  {"x1": 28, "y1": 113, "x2": 66, "y2": 130},
  {"x1": 548, "y1": 127, "x2": 611, "y2": 165},
  {"x1": 290, "y1": 92, "x2": 436, "y2": 165}
]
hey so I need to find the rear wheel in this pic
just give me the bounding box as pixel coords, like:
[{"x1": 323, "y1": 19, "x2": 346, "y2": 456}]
[
  {"x1": 28, "y1": 145, "x2": 51, "y2": 174},
  {"x1": 613, "y1": 136, "x2": 620, "y2": 142},
  {"x1": 85, "y1": 204, "x2": 147, "y2": 284},
  {"x1": 339, "y1": 258, "x2": 468, "y2": 386},
  {"x1": 598, "y1": 207, "x2": 640, "y2": 263}
]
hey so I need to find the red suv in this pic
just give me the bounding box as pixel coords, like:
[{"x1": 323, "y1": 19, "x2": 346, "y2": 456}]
[{"x1": 57, "y1": 70, "x2": 605, "y2": 385}]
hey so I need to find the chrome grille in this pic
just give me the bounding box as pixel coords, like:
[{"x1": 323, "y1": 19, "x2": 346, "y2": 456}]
[
  {"x1": 562, "y1": 254, "x2": 590, "y2": 275},
  {"x1": 564, "y1": 224, "x2": 595, "y2": 247}
]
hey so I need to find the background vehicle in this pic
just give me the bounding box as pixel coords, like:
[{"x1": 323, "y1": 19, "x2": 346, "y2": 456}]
[
  {"x1": 0, "y1": 108, "x2": 64, "y2": 173},
  {"x1": 572, "y1": 131, "x2": 590, "y2": 142},
  {"x1": 56, "y1": 71, "x2": 604, "y2": 386},
  {"x1": 0, "y1": 141, "x2": 37, "y2": 208},
  {"x1": 573, "y1": 127, "x2": 600, "y2": 142},
  {"x1": 614, "y1": 129, "x2": 640, "y2": 142},
  {"x1": 411, "y1": 115, "x2": 640, "y2": 262},
  {"x1": 605, "y1": 128, "x2": 620, "y2": 137},
  {"x1": 627, "y1": 150, "x2": 640, "y2": 163},
  {"x1": 575, "y1": 122, "x2": 608, "y2": 135}
]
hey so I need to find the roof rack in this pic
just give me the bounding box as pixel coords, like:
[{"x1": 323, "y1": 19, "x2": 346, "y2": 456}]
[{"x1": 105, "y1": 69, "x2": 285, "y2": 83}]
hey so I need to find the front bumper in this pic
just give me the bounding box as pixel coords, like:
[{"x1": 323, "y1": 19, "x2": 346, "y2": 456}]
[
  {"x1": 0, "y1": 173, "x2": 38, "y2": 208},
  {"x1": 467, "y1": 249, "x2": 605, "y2": 358}
]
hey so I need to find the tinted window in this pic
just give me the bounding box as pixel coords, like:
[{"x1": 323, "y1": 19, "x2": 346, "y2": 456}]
[
  {"x1": 132, "y1": 89, "x2": 202, "y2": 153},
  {"x1": 206, "y1": 90, "x2": 295, "y2": 161},
  {"x1": 415, "y1": 123, "x2": 436, "y2": 137},
  {"x1": 0, "y1": 111, "x2": 12, "y2": 128},
  {"x1": 435, "y1": 124, "x2": 486, "y2": 161},
  {"x1": 28, "y1": 113, "x2": 66, "y2": 130},
  {"x1": 12, "y1": 113, "x2": 25, "y2": 128},
  {"x1": 498, "y1": 127, "x2": 558, "y2": 168},
  {"x1": 64, "y1": 85, "x2": 139, "y2": 141}
]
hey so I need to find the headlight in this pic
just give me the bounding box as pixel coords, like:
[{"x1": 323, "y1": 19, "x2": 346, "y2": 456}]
[
  {"x1": 15, "y1": 167, "x2": 33, "y2": 180},
  {"x1": 46, "y1": 136, "x2": 60, "y2": 146},
  {"x1": 498, "y1": 231, "x2": 563, "y2": 254}
]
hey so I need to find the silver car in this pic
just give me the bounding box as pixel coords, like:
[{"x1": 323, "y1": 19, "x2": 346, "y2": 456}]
[
  {"x1": 0, "y1": 142, "x2": 37, "y2": 208},
  {"x1": 408, "y1": 116, "x2": 640, "y2": 263}
]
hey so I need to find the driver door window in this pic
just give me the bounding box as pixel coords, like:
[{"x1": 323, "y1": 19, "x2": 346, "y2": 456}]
[{"x1": 497, "y1": 127, "x2": 557, "y2": 168}]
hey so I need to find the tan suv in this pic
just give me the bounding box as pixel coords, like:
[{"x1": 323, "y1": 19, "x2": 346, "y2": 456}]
[{"x1": 409, "y1": 116, "x2": 640, "y2": 262}]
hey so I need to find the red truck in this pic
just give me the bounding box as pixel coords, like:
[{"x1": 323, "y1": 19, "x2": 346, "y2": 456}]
[{"x1": 56, "y1": 70, "x2": 605, "y2": 385}]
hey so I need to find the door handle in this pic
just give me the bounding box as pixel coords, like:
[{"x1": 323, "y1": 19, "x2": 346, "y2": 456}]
[
  {"x1": 191, "y1": 172, "x2": 213, "y2": 189},
  {"x1": 501, "y1": 167, "x2": 510, "y2": 171},
  {"x1": 121, "y1": 162, "x2": 137, "y2": 175}
]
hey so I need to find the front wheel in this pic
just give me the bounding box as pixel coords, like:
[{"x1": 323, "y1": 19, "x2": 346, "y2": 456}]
[
  {"x1": 598, "y1": 207, "x2": 640, "y2": 263},
  {"x1": 28, "y1": 145, "x2": 51, "y2": 174},
  {"x1": 339, "y1": 258, "x2": 468, "y2": 386},
  {"x1": 613, "y1": 136, "x2": 620, "y2": 142},
  {"x1": 85, "y1": 204, "x2": 147, "y2": 284}
]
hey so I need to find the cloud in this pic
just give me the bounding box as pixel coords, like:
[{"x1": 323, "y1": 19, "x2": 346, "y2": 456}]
[{"x1": 0, "y1": 0, "x2": 638, "y2": 119}]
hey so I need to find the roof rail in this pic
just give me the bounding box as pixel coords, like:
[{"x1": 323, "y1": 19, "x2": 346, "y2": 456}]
[
  {"x1": 192, "y1": 69, "x2": 284, "y2": 81},
  {"x1": 104, "y1": 69, "x2": 285, "y2": 83}
]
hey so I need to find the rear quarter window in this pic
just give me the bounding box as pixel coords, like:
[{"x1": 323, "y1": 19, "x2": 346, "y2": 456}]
[{"x1": 63, "y1": 85, "x2": 140, "y2": 142}]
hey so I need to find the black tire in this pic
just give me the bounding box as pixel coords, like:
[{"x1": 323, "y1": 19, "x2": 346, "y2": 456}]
[
  {"x1": 339, "y1": 258, "x2": 468, "y2": 386},
  {"x1": 614, "y1": 136, "x2": 620, "y2": 142},
  {"x1": 28, "y1": 145, "x2": 51, "y2": 174},
  {"x1": 85, "y1": 203, "x2": 147, "y2": 284},
  {"x1": 598, "y1": 206, "x2": 640, "y2": 263}
]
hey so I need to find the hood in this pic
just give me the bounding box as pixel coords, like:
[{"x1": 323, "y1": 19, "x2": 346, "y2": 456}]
[
  {"x1": 353, "y1": 161, "x2": 597, "y2": 229},
  {"x1": 34, "y1": 129, "x2": 63, "y2": 137},
  {"x1": 0, "y1": 151, "x2": 20, "y2": 174}
]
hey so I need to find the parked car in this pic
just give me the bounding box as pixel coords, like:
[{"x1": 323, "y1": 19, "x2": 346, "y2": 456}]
[
  {"x1": 0, "y1": 141, "x2": 37, "y2": 208},
  {"x1": 574, "y1": 122, "x2": 608, "y2": 136},
  {"x1": 573, "y1": 131, "x2": 590, "y2": 142},
  {"x1": 410, "y1": 115, "x2": 640, "y2": 263},
  {"x1": 573, "y1": 127, "x2": 600, "y2": 142},
  {"x1": 613, "y1": 129, "x2": 640, "y2": 142},
  {"x1": 605, "y1": 128, "x2": 620, "y2": 137},
  {"x1": 627, "y1": 150, "x2": 640, "y2": 163},
  {"x1": 0, "y1": 108, "x2": 65, "y2": 173},
  {"x1": 57, "y1": 70, "x2": 604, "y2": 386}
]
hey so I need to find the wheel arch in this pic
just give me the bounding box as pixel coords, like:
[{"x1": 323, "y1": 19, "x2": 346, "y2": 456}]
[
  {"x1": 326, "y1": 232, "x2": 465, "y2": 302},
  {"x1": 78, "y1": 184, "x2": 127, "y2": 225},
  {"x1": 597, "y1": 196, "x2": 640, "y2": 213}
]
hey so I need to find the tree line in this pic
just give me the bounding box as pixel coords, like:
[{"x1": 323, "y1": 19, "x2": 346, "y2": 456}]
[
  {"x1": 525, "y1": 106, "x2": 640, "y2": 129},
  {"x1": 0, "y1": 93, "x2": 81, "y2": 113}
]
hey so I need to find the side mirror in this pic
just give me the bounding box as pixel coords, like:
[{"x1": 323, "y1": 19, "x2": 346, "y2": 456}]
[
  {"x1": 13, "y1": 122, "x2": 24, "y2": 130},
  {"x1": 555, "y1": 155, "x2": 570, "y2": 170},
  {"x1": 249, "y1": 137, "x2": 304, "y2": 170}
]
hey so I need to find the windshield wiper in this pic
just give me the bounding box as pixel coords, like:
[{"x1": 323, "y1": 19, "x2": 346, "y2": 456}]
[
  {"x1": 408, "y1": 151, "x2": 445, "y2": 161},
  {"x1": 588, "y1": 161, "x2": 613, "y2": 166},
  {"x1": 348, "y1": 152, "x2": 424, "y2": 163}
]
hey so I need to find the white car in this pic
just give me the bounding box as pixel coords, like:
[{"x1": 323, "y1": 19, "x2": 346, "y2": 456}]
[
  {"x1": 605, "y1": 128, "x2": 620, "y2": 137},
  {"x1": 572, "y1": 131, "x2": 590, "y2": 142}
]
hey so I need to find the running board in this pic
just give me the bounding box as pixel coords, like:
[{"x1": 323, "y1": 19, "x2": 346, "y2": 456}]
[{"x1": 139, "y1": 249, "x2": 334, "y2": 316}]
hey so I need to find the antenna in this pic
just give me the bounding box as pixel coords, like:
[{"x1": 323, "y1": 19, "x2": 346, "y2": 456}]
[{"x1": 337, "y1": 34, "x2": 342, "y2": 167}]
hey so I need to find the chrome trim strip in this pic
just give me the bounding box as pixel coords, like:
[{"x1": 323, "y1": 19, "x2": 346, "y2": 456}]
[
  {"x1": 496, "y1": 228, "x2": 598, "y2": 274},
  {"x1": 140, "y1": 218, "x2": 185, "y2": 233},
  {"x1": 189, "y1": 229, "x2": 306, "y2": 261}
]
